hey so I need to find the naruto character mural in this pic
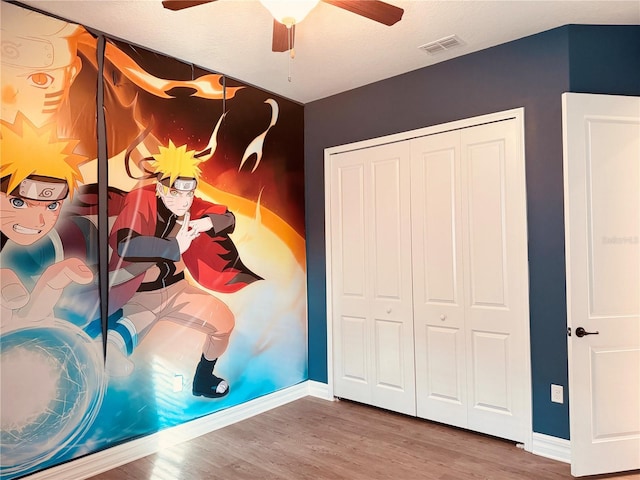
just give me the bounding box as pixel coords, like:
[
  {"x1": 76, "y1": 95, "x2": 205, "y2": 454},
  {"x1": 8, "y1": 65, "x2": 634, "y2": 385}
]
[
  {"x1": 0, "y1": 5, "x2": 106, "y2": 478},
  {"x1": 1, "y1": 2, "x2": 306, "y2": 479},
  {"x1": 0, "y1": 2, "x2": 84, "y2": 128},
  {"x1": 105, "y1": 135, "x2": 261, "y2": 398},
  {"x1": 0, "y1": 113, "x2": 94, "y2": 324},
  {"x1": 0, "y1": 1, "x2": 112, "y2": 163},
  {"x1": 0, "y1": 114, "x2": 105, "y2": 478}
]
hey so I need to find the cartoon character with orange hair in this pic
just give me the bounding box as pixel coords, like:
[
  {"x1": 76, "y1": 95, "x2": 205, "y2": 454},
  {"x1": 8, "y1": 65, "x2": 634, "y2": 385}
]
[
  {"x1": 0, "y1": 3, "x2": 84, "y2": 129},
  {"x1": 105, "y1": 136, "x2": 260, "y2": 398},
  {"x1": 0, "y1": 113, "x2": 86, "y2": 247},
  {"x1": 0, "y1": 113, "x2": 93, "y2": 326}
]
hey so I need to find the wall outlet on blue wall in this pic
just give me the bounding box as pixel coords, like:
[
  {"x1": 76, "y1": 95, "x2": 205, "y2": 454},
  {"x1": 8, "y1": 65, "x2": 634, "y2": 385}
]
[{"x1": 551, "y1": 384, "x2": 564, "y2": 403}]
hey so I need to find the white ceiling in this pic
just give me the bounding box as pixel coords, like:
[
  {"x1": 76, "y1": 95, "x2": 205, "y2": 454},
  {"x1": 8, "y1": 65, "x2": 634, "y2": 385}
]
[{"x1": 11, "y1": 0, "x2": 640, "y2": 104}]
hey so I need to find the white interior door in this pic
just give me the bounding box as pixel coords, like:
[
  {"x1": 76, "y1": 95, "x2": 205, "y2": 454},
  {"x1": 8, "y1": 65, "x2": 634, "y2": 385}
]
[
  {"x1": 330, "y1": 141, "x2": 416, "y2": 416},
  {"x1": 411, "y1": 130, "x2": 468, "y2": 428},
  {"x1": 563, "y1": 92, "x2": 640, "y2": 477},
  {"x1": 460, "y1": 120, "x2": 530, "y2": 443}
]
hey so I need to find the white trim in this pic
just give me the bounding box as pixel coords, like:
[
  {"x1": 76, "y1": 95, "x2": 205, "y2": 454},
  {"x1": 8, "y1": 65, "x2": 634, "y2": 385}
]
[
  {"x1": 324, "y1": 108, "x2": 526, "y2": 157},
  {"x1": 307, "y1": 380, "x2": 332, "y2": 400},
  {"x1": 323, "y1": 147, "x2": 335, "y2": 403},
  {"x1": 514, "y1": 109, "x2": 534, "y2": 454},
  {"x1": 24, "y1": 383, "x2": 310, "y2": 480},
  {"x1": 324, "y1": 108, "x2": 533, "y2": 450},
  {"x1": 531, "y1": 433, "x2": 571, "y2": 464}
]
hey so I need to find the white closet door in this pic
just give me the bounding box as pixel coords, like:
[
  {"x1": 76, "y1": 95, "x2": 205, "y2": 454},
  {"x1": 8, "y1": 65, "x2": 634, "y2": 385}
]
[
  {"x1": 411, "y1": 131, "x2": 468, "y2": 428},
  {"x1": 411, "y1": 118, "x2": 529, "y2": 443},
  {"x1": 331, "y1": 141, "x2": 416, "y2": 416},
  {"x1": 460, "y1": 119, "x2": 529, "y2": 442}
]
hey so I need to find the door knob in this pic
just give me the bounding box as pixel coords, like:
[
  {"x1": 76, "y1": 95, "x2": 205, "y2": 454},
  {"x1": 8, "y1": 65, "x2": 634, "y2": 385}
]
[
  {"x1": 386, "y1": 307, "x2": 392, "y2": 314},
  {"x1": 440, "y1": 314, "x2": 447, "y2": 321},
  {"x1": 575, "y1": 327, "x2": 599, "y2": 338}
]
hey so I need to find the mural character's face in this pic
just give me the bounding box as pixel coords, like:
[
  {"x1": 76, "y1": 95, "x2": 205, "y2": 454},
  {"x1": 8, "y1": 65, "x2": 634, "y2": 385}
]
[
  {"x1": 0, "y1": 192, "x2": 63, "y2": 245},
  {"x1": 157, "y1": 184, "x2": 195, "y2": 217},
  {"x1": 0, "y1": 32, "x2": 82, "y2": 127}
]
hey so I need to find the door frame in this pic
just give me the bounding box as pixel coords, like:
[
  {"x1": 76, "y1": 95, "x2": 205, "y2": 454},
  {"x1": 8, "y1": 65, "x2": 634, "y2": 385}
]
[{"x1": 324, "y1": 107, "x2": 533, "y2": 451}]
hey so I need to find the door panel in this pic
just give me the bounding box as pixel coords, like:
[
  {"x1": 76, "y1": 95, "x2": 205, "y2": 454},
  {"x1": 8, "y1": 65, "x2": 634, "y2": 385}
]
[
  {"x1": 591, "y1": 348, "x2": 640, "y2": 439},
  {"x1": 332, "y1": 160, "x2": 371, "y2": 404},
  {"x1": 471, "y1": 331, "x2": 510, "y2": 412},
  {"x1": 586, "y1": 120, "x2": 639, "y2": 316},
  {"x1": 411, "y1": 131, "x2": 467, "y2": 427},
  {"x1": 462, "y1": 120, "x2": 528, "y2": 442},
  {"x1": 372, "y1": 159, "x2": 404, "y2": 300},
  {"x1": 374, "y1": 319, "x2": 405, "y2": 389},
  {"x1": 331, "y1": 142, "x2": 416, "y2": 416},
  {"x1": 340, "y1": 316, "x2": 368, "y2": 383},
  {"x1": 563, "y1": 93, "x2": 640, "y2": 476},
  {"x1": 421, "y1": 149, "x2": 458, "y2": 304},
  {"x1": 465, "y1": 140, "x2": 507, "y2": 307},
  {"x1": 368, "y1": 145, "x2": 415, "y2": 415},
  {"x1": 426, "y1": 326, "x2": 463, "y2": 400},
  {"x1": 338, "y1": 165, "x2": 366, "y2": 298}
]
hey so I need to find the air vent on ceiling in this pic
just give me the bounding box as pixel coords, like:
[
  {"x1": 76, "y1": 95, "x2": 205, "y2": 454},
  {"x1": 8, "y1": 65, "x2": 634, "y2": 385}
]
[{"x1": 419, "y1": 35, "x2": 464, "y2": 55}]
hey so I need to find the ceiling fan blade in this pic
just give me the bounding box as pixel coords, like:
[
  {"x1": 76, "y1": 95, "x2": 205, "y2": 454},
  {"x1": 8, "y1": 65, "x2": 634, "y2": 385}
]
[
  {"x1": 162, "y1": 0, "x2": 217, "y2": 11},
  {"x1": 272, "y1": 20, "x2": 295, "y2": 53},
  {"x1": 321, "y1": 0, "x2": 403, "y2": 26}
]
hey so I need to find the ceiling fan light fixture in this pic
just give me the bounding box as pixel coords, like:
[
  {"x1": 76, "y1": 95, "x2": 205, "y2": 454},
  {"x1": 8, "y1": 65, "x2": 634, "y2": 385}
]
[{"x1": 260, "y1": 0, "x2": 320, "y2": 27}]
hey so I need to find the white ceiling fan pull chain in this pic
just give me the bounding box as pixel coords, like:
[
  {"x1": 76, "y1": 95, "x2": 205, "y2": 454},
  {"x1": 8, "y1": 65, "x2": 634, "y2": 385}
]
[{"x1": 288, "y1": 25, "x2": 294, "y2": 81}]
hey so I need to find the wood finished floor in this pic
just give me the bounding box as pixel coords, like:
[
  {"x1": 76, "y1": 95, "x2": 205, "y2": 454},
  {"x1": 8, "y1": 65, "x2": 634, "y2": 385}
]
[{"x1": 88, "y1": 396, "x2": 639, "y2": 480}]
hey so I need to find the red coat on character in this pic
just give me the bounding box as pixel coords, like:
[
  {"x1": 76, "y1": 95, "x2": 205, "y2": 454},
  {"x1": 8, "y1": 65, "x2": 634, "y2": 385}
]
[{"x1": 107, "y1": 184, "x2": 261, "y2": 315}]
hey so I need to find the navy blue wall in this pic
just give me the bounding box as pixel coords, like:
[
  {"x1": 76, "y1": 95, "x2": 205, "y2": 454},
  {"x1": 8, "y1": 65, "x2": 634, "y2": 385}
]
[
  {"x1": 568, "y1": 25, "x2": 640, "y2": 95},
  {"x1": 304, "y1": 25, "x2": 639, "y2": 440}
]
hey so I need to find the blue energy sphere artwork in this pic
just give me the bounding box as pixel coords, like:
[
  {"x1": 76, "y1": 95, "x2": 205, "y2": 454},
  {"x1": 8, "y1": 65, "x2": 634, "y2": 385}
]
[{"x1": 0, "y1": 321, "x2": 105, "y2": 477}]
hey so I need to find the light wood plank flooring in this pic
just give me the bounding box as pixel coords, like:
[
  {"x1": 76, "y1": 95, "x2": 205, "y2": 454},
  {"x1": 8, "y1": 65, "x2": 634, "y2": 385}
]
[{"x1": 89, "y1": 396, "x2": 639, "y2": 480}]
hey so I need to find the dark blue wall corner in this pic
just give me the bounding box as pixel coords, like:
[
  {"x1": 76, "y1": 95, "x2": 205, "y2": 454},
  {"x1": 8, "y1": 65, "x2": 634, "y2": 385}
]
[
  {"x1": 305, "y1": 148, "x2": 328, "y2": 383},
  {"x1": 569, "y1": 25, "x2": 640, "y2": 95}
]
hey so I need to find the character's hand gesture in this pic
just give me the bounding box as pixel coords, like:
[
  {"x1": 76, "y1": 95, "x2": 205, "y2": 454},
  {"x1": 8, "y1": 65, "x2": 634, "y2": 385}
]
[
  {"x1": 176, "y1": 212, "x2": 199, "y2": 254},
  {"x1": 188, "y1": 217, "x2": 214, "y2": 234},
  {"x1": 0, "y1": 258, "x2": 93, "y2": 331}
]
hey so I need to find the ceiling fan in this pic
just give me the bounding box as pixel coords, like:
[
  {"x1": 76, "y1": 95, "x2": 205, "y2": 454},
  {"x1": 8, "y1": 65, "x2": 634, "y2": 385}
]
[{"x1": 161, "y1": 0, "x2": 404, "y2": 53}]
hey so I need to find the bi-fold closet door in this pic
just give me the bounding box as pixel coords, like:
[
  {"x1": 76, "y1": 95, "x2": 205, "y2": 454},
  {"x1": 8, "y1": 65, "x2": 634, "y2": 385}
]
[
  {"x1": 330, "y1": 113, "x2": 530, "y2": 444},
  {"x1": 410, "y1": 120, "x2": 529, "y2": 442},
  {"x1": 329, "y1": 141, "x2": 416, "y2": 416}
]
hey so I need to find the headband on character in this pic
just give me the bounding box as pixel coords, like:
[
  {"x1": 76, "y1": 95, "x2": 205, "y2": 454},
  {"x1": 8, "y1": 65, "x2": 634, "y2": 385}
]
[
  {"x1": 159, "y1": 176, "x2": 197, "y2": 192},
  {"x1": 10, "y1": 176, "x2": 69, "y2": 201}
]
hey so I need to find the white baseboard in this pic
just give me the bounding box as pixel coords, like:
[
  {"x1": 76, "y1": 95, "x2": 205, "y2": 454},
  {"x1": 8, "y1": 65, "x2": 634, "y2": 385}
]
[
  {"x1": 531, "y1": 432, "x2": 571, "y2": 464},
  {"x1": 25, "y1": 382, "x2": 310, "y2": 480},
  {"x1": 307, "y1": 380, "x2": 332, "y2": 400}
]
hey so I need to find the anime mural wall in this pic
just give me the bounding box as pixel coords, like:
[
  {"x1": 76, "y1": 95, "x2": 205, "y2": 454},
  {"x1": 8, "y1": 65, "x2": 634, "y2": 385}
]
[{"x1": 0, "y1": 3, "x2": 307, "y2": 478}]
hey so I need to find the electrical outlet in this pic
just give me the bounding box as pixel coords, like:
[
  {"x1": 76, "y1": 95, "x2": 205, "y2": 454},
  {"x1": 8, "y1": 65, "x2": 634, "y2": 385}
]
[
  {"x1": 173, "y1": 374, "x2": 183, "y2": 392},
  {"x1": 551, "y1": 384, "x2": 563, "y2": 404}
]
